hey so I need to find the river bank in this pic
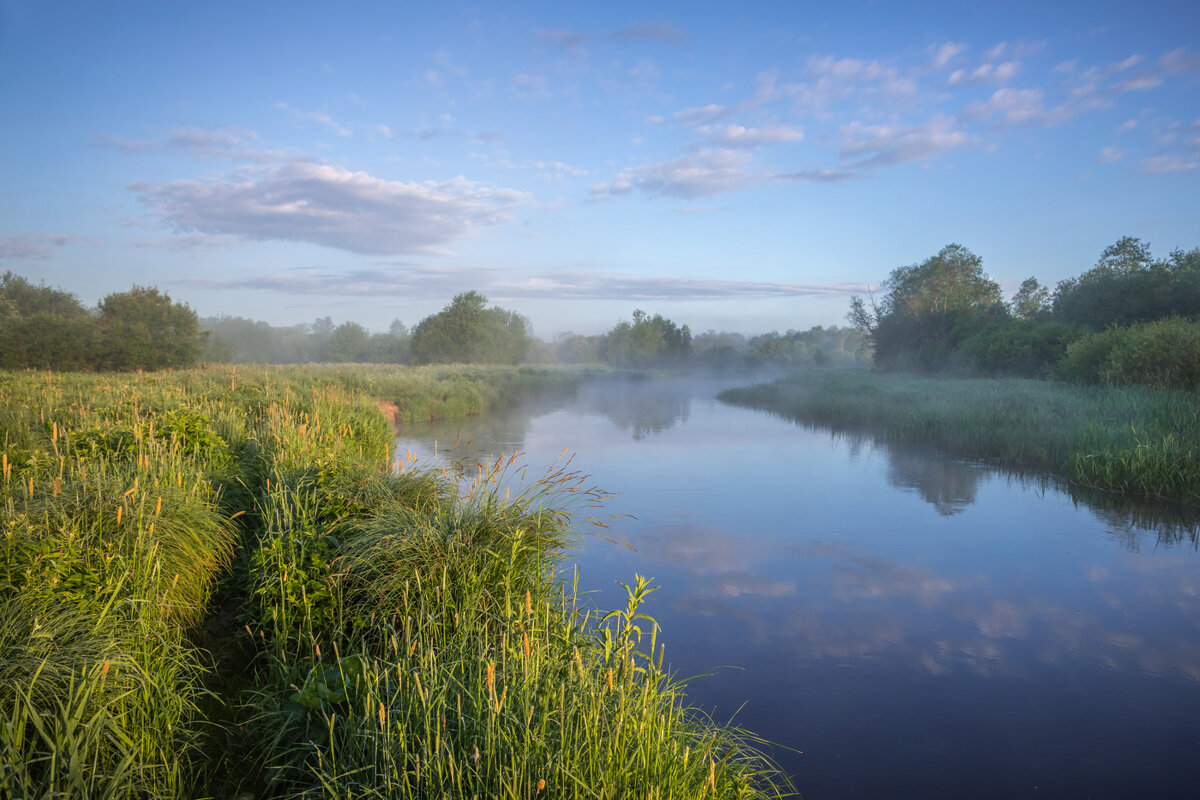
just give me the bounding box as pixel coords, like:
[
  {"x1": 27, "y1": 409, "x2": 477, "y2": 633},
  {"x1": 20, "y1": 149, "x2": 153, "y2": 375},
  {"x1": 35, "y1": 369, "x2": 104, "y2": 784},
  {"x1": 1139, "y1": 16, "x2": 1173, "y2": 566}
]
[
  {"x1": 0, "y1": 365, "x2": 792, "y2": 799},
  {"x1": 719, "y1": 370, "x2": 1200, "y2": 507}
]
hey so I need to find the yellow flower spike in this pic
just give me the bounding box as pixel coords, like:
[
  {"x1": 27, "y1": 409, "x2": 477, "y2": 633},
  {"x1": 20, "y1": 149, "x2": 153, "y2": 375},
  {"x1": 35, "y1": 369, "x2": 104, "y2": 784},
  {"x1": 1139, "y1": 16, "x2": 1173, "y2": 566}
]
[
  {"x1": 537, "y1": 779, "x2": 546, "y2": 792},
  {"x1": 378, "y1": 701, "x2": 386, "y2": 729}
]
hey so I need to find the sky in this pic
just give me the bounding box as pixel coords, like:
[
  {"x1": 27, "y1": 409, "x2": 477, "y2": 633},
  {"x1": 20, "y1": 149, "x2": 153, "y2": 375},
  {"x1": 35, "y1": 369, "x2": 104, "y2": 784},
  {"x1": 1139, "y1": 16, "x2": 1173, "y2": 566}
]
[{"x1": 1, "y1": 0, "x2": 1198, "y2": 337}]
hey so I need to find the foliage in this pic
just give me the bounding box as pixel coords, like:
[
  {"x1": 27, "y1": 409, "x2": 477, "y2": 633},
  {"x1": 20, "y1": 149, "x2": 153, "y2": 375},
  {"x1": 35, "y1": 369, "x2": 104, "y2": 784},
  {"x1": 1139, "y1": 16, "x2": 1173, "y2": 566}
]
[
  {"x1": 97, "y1": 286, "x2": 207, "y2": 371},
  {"x1": 1051, "y1": 238, "x2": 1200, "y2": 329},
  {"x1": 847, "y1": 237, "x2": 1200, "y2": 386},
  {"x1": 1059, "y1": 317, "x2": 1200, "y2": 390},
  {"x1": 1010, "y1": 277, "x2": 1051, "y2": 320},
  {"x1": 0, "y1": 272, "x2": 97, "y2": 370},
  {"x1": 849, "y1": 244, "x2": 1005, "y2": 371},
  {"x1": 410, "y1": 291, "x2": 531, "y2": 365}
]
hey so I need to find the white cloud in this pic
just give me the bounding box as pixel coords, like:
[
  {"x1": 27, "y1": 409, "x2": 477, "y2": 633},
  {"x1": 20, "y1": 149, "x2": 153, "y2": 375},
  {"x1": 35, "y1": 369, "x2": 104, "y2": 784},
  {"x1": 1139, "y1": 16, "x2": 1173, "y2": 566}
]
[
  {"x1": 1098, "y1": 146, "x2": 1124, "y2": 163},
  {"x1": 1117, "y1": 119, "x2": 1139, "y2": 132},
  {"x1": 839, "y1": 116, "x2": 969, "y2": 168},
  {"x1": 0, "y1": 234, "x2": 70, "y2": 260},
  {"x1": 374, "y1": 124, "x2": 392, "y2": 139},
  {"x1": 589, "y1": 148, "x2": 758, "y2": 199},
  {"x1": 697, "y1": 123, "x2": 804, "y2": 147},
  {"x1": 132, "y1": 161, "x2": 528, "y2": 255}
]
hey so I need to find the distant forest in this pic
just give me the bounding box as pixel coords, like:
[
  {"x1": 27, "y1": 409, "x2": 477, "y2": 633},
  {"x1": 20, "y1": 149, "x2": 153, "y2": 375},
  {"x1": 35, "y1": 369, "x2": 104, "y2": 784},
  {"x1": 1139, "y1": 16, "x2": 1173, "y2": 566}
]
[{"x1": 4, "y1": 234, "x2": 1196, "y2": 386}]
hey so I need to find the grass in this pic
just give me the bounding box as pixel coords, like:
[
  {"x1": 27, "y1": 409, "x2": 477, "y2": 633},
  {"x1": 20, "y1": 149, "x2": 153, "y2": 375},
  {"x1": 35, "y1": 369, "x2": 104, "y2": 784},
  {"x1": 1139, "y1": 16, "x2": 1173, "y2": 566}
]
[
  {"x1": 1, "y1": 363, "x2": 793, "y2": 799},
  {"x1": 719, "y1": 370, "x2": 1200, "y2": 508}
]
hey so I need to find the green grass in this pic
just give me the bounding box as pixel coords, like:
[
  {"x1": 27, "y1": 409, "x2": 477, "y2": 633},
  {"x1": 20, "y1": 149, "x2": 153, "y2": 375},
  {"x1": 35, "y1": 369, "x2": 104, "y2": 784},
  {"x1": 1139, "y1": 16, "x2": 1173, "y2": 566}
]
[
  {"x1": 719, "y1": 370, "x2": 1200, "y2": 507},
  {"x1": 1, "y1": 363, "x2": 793, "y2": 798}
]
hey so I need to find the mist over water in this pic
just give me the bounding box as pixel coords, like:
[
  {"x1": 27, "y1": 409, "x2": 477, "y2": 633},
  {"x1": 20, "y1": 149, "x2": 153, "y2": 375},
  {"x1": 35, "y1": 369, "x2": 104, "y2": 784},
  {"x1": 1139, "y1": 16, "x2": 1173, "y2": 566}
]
[{"x1": 395, "y1": 375, "x2": 1200, "y2": 799}]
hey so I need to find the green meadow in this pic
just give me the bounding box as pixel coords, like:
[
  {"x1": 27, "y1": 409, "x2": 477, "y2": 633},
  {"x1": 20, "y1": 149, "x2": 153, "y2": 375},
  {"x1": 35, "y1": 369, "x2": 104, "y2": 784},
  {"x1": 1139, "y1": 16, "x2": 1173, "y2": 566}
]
[{"x1": 0, "y1": 364, "x2": 792, "y2": 799}]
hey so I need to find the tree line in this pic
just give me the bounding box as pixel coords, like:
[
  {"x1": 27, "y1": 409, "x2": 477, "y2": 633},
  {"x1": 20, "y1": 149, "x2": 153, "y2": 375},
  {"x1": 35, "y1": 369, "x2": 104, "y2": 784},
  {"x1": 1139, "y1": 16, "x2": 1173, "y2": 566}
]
[
  {"x1": 1, "y1": 270, "x2": 869, "y2": 372},
  {"x1": 0, "y1": 273, "x2": 206, "y2": 371},
  {"x1": 848, "y1": 236, "x2": 1200, "y2": 389}
]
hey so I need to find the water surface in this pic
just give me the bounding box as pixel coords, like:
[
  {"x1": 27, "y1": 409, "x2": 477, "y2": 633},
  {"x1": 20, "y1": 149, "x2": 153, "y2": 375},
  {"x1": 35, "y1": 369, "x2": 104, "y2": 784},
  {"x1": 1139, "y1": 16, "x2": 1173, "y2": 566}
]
[{"x1": 395, "y1": 376, "x2": 1200, "y2": 799}]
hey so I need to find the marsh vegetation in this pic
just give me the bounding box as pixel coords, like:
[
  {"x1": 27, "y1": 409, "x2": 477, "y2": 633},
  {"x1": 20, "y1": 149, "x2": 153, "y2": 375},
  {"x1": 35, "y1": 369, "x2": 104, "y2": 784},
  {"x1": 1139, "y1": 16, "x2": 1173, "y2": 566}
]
[{"x1": 0, "y1": 365, "x2": 792, "y2": 799}]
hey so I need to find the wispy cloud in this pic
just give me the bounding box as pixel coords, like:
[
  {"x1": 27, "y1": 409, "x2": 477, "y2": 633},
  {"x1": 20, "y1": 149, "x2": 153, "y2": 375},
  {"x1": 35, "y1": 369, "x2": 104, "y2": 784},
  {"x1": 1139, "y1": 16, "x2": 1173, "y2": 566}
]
[
  {"x1": 948, "y1": 61, "x2": 1020, "y2": 86},
  {"x1": 961, "y1": 88, "x2": 1046, "y2": 126},
  {"x1": 0, "y1": 234, "x2": 71, "y2": 260},
  {"x1": 590, "y1": 148, "x2": 759, "y2": 199},
  {"x1": 186, "y1": 264, "x2": 867, "y2": 301},
  {"x1": 840, "y1": 116, "x2": 970, "y2": 168},
  {"x1": 1098, "y1": 146, "x2": 1124, "y2": 164},
  {"x1": 777, "y1": 168, "x2": 860, "y2": 183},
  {"x1": 1138, "y1": 154, "x2": 1198, "y2": 174},
  {"x1": 538, "y1": 21, "x2": 689, "y2": 50},
  {"x1": 697, "y1": 123, "x2": 804, "y2": 147},
  {"x1": 98, "y1": 127, "x2": 280, "y2": 161},
  {"x1": 132, "y1": 161, "x2": 528, "y2": 255},
  {"x1": 931, "y1": 41, "x2": 968, "y2": 69},
  {"x1": 273, "y1": 103, "x2": 352, "y2": 137}
]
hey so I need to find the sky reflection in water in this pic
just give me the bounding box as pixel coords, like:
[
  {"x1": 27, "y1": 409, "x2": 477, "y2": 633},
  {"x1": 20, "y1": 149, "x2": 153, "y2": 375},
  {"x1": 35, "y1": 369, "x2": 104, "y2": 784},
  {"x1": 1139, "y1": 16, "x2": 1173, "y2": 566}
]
[{"x1": 395, "y1": 376, "x2": 1200, "y2": 799}]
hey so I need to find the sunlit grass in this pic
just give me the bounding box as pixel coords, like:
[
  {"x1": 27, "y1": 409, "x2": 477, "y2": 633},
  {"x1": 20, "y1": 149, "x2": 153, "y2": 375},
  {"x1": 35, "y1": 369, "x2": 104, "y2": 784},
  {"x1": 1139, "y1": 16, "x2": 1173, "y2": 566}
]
[{"x1": 1, "y1": 364, "x2": 792, "y2": 798}]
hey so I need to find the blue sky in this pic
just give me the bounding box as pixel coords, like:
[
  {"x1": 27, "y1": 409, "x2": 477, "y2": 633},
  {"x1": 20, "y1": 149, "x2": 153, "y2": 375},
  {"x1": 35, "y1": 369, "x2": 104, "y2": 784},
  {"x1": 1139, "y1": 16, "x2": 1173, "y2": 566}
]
[{"x1": 2, "y1": 0, "x2": 1197, "y2": 336}]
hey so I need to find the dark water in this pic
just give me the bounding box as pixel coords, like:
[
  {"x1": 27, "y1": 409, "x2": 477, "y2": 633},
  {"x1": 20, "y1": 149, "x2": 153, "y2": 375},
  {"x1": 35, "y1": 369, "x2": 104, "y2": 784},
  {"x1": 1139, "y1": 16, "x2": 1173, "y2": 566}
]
[{"x1": 394, "y1": 376, "x2": 1200, "y2": 799}]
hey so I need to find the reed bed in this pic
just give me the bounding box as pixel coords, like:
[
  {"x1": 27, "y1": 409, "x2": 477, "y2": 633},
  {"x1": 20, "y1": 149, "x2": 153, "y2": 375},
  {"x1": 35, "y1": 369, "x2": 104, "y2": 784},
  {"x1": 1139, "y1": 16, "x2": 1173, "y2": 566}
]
[
  {"x1": 1, "y1": 364, "x2": 792, "y2": 798},
  {"x1": 719, "y1": 370, "x2": 1200, "y2": 506}
]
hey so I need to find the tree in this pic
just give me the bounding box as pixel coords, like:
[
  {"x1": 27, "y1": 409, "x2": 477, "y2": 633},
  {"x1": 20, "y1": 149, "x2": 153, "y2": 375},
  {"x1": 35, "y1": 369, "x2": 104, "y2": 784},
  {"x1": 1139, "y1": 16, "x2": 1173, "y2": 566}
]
[
  {"x1": 1052, "y1": 238, "x2": 1200, "y2": 329},
  {"x1": 97, "y1": 286, "x2": 206, "y2": 370},
  {"x1": 0, "y1": 272, "x2": 97, "y2": 369},
  {"x1": 325, "y1": 322, "x2": 372, "y2": 362},
  {"x1": 409, "y1": 291, "x2": 531, "y2": 364},
  {"x1": 601, "y1": 310, "x2": 692, "y2": 367},
  {"x1": 1091, "y1": 235, "x2": 1153, "y2": 278},
  {"x1": 850, "y1": 244, "x2": 1004, "y2": 371},
  {"x1": 1010, "y1": 277, "x2": 1051, "y2": 320}
]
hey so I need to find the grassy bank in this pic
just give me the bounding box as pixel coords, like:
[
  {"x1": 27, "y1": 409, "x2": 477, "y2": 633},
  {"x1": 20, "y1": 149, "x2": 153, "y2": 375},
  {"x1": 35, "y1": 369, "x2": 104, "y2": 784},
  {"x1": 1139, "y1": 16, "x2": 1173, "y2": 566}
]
[
  {"x1": 719, "y1": 370, "x2": 1200, "y2": 507},
  {"x1": 0, "y1": 364, "x2": 791, "y2": 798}
]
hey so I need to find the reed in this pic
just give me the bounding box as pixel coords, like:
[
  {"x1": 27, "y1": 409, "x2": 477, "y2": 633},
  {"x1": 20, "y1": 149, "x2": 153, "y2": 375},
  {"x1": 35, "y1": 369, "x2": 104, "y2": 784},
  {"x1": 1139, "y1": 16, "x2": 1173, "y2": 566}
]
[{"x1": 2, "y1": 364, "x2": 791, "y2": 798}]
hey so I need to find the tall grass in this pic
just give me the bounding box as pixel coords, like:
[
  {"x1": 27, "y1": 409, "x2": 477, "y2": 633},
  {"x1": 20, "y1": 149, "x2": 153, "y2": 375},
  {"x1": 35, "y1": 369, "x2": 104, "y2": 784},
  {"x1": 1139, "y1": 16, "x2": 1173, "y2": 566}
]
[
  {"x1": 719, "y1": 370, "x2": 1200, "y2": 506},
  {"x1": 2, "y1": 364, "x2": 792, "y2": 798}
]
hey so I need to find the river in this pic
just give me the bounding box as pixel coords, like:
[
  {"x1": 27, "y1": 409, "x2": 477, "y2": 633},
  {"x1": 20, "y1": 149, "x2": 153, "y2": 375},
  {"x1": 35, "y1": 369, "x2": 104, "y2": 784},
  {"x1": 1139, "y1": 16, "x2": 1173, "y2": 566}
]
[{"x1": 394, "y1": 374, "x2": 1200, "y2": 799}]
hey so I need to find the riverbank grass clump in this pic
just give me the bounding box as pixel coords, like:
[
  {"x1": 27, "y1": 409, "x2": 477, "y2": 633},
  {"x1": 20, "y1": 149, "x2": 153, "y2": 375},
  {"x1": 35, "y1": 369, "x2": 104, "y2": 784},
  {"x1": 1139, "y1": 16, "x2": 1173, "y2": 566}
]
[
  {"x1": 720, "y1": 370, "x2": 1200, "y2": 506},
  {"x1": 2, "y1": 364, "x2": 792, "y2": 798}
]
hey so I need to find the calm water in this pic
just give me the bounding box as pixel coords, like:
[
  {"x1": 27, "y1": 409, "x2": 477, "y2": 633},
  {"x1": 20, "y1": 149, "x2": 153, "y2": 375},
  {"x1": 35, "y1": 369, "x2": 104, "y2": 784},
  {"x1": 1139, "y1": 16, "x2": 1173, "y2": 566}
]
[{"x1": 394, "y1": 376, "x2": 1200, "y2": 799}]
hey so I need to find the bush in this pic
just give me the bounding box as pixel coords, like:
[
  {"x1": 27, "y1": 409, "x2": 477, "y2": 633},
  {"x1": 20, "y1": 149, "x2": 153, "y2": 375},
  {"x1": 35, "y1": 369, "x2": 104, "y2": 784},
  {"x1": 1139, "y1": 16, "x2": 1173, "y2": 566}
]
[{"x1": 1106, "y1": 317, "x2": 1200, "y2": 390}]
